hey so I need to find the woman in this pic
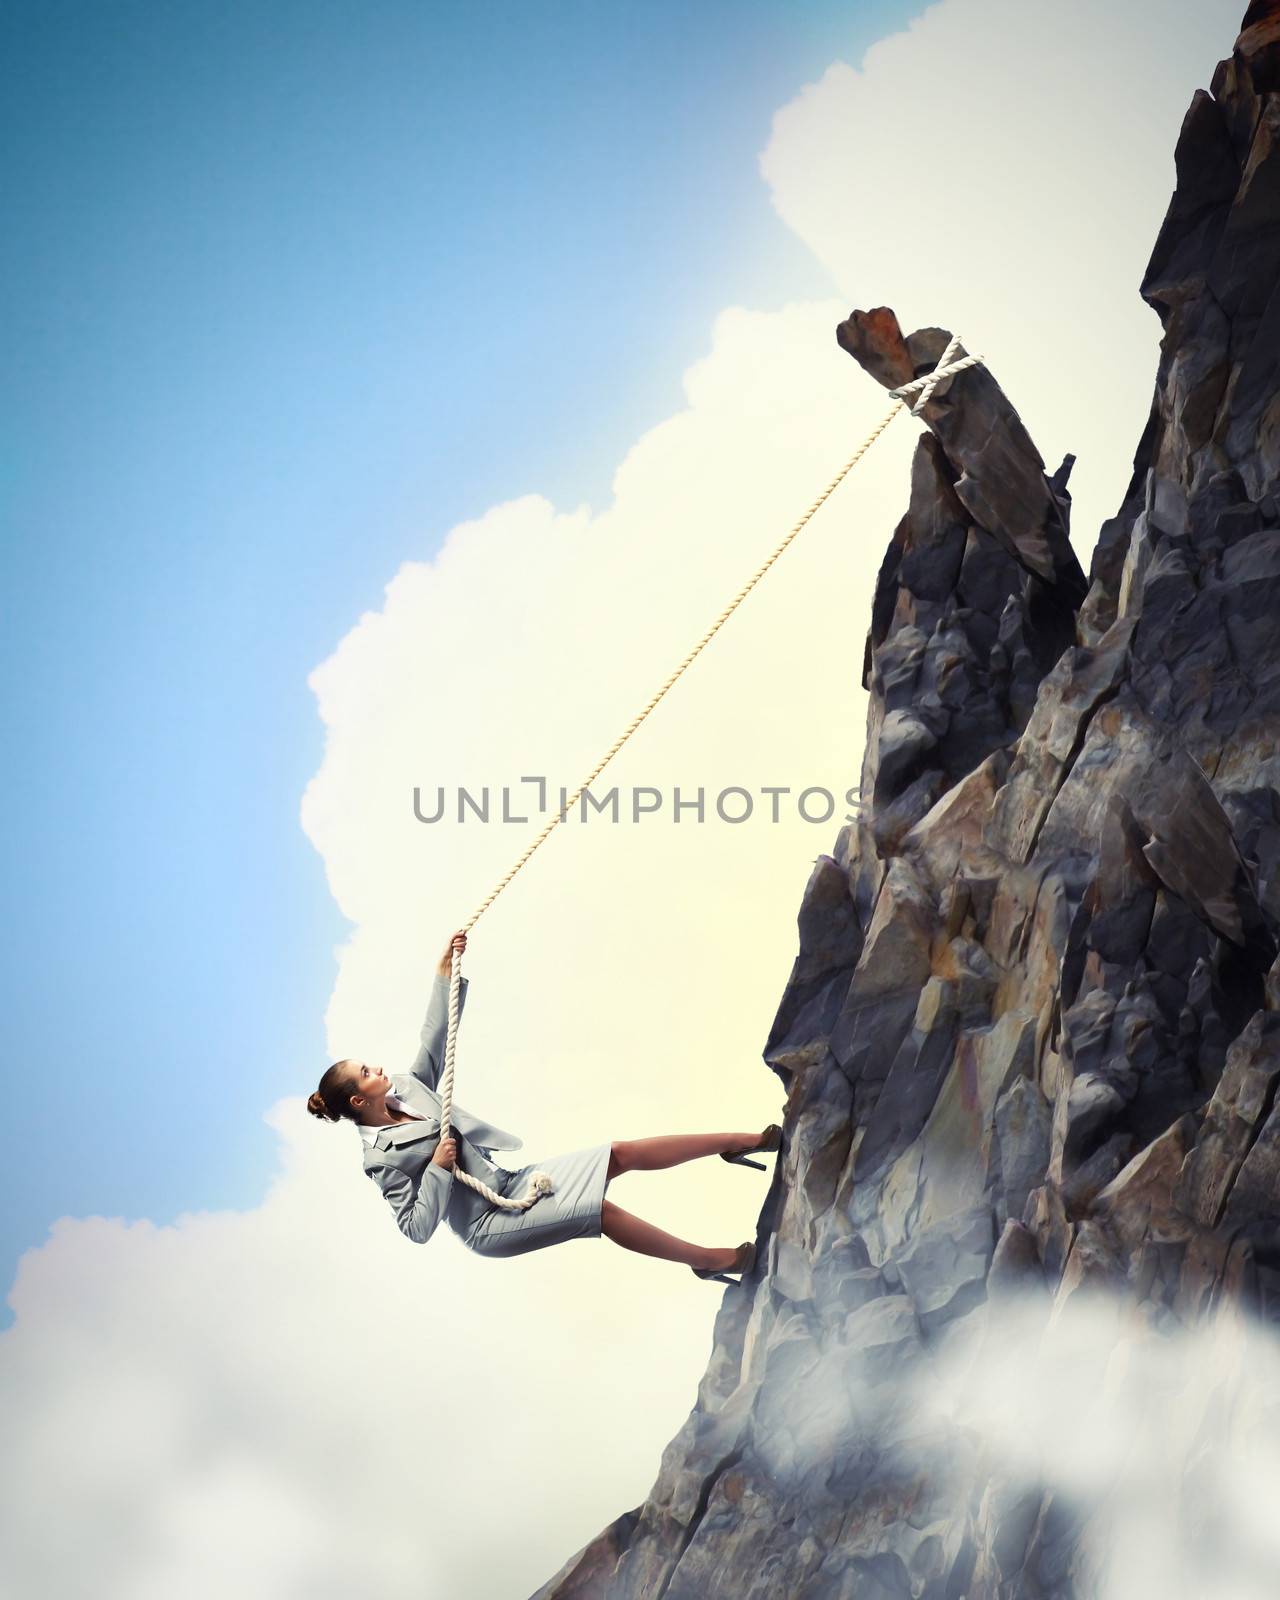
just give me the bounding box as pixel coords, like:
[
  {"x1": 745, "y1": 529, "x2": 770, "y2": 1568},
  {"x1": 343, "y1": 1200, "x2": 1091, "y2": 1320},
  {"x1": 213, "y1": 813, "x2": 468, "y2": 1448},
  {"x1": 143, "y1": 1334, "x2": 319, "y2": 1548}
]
[{"x1": 307, "y1": 930, "x2": 781, "y2": 1285}]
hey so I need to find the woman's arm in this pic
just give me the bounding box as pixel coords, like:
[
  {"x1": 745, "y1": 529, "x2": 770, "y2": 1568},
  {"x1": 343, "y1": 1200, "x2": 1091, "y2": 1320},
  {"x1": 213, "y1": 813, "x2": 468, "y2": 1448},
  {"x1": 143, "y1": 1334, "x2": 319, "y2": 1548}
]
[
  {"x1": 367, "y1": 1158, "x2": 453, "y2": 1245},
  {"x1": 409, "y1": 970, "x2": 469, "y2": 1091},
  {"x1": 409, "y1": 928, "x2": 470, "y2": 1091}
]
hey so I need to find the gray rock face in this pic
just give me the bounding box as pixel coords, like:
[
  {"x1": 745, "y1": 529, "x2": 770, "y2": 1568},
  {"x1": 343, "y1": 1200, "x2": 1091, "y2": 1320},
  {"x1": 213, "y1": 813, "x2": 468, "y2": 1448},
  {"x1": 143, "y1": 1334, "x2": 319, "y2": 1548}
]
[{"x1": 534, "y1": 8, "x2": 1280, "y2": 1596}]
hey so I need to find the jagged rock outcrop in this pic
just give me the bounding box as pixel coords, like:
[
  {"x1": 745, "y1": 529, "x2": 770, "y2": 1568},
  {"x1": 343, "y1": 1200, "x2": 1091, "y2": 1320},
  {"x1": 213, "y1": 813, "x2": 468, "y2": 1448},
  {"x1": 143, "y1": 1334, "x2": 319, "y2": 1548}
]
[{"x1": 535, "y1": 7, "x2": 1280, "y2": 1596}]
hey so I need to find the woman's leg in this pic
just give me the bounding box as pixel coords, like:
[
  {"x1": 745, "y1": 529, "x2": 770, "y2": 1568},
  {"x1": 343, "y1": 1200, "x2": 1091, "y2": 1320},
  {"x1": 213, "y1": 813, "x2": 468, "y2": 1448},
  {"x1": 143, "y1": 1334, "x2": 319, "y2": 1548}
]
[
  {"x1": 606, "y1": 1130, "x2": 768, "y2": 1181},
  {"x1": 600, "y1": 1198, "x2": 739, "y2": 1273}
]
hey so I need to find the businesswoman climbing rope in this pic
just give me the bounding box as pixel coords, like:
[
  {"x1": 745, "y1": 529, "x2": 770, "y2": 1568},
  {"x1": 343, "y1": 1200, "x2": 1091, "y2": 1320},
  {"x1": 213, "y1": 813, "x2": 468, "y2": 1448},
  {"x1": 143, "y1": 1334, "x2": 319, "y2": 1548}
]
[{"x1": 307, "y1": 931, "x2": 781, "y2": 1285}]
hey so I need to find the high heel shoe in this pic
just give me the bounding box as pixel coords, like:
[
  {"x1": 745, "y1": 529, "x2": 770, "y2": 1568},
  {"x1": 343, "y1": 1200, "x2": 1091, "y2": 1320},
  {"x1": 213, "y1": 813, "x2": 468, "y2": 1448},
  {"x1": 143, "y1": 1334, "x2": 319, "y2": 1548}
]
[
  {"x1": 720, "y1": 1124, "x2": 782, "y2": 1171},
  {"x1": 691, "y1": 1239, "x2": 757, "y2": 1286}
]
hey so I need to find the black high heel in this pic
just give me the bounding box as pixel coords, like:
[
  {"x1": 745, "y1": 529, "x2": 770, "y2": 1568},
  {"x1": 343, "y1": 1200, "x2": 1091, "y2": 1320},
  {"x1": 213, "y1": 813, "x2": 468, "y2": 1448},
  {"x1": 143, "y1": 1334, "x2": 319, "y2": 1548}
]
[
  {"x1": 720, "y1": 1123, "x2": 782, "y2": 1171},
  {"x1": 691, "y1": 1239, "x2": 757, "y2": 1286}
]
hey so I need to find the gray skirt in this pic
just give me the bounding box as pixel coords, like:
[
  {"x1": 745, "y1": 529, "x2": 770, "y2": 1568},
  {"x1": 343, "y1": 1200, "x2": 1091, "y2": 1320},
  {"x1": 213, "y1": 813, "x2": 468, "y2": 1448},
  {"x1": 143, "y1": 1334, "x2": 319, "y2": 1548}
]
[{"x1": 463, "y1": 1141, "x2": 613, "y2": 1259}]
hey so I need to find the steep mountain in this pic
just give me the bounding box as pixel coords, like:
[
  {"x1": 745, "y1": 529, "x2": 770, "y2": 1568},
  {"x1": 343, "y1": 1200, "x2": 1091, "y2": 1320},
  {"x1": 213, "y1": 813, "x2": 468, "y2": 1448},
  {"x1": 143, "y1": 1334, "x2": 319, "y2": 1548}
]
[{"x1": 536, "y1": 6, "x2": 1280, "y2": 1595}]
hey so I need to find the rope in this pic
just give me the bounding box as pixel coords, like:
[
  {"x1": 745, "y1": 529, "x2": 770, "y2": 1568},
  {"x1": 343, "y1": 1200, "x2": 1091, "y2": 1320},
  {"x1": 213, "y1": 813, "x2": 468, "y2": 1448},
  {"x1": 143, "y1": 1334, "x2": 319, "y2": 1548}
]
[{"x1": 435, "y1": 335, "x2": 983, "y2": 1212}]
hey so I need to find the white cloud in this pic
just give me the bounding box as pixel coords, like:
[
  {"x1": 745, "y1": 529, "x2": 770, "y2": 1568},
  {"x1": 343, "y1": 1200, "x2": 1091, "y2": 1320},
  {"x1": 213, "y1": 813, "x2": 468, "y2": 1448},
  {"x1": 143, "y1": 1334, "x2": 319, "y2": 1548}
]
[
  {"x1": 751, "y1": 1284, "x2": 1280, "y2": 1598},
  {"x1": 907, "y1": 1289, "x2": 1280, "y2": 1599},
  {"x1": 1, "y1": 2, "x2": 1249, "y2": 1595}
]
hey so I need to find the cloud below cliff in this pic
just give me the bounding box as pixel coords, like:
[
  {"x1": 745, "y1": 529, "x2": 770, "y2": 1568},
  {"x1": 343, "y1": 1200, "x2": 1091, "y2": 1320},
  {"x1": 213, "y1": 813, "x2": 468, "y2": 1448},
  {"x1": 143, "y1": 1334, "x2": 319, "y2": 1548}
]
[
  {"x1": 0, "y1": 2, "x2": 1248, "y2": 1597},
  {"x1": 748, "y1": 1285, "x2": 1280, "y2": 1598},
  {"x1": 911, "y1": 1289, "x2": 1280, "y2": 1599}
]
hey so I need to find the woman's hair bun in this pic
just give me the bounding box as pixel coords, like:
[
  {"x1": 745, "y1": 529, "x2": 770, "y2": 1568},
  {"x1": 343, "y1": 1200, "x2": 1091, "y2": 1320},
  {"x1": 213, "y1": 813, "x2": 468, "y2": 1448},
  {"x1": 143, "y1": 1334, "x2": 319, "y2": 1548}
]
[
  {"x1": 309, "y1": 1060, "x2": 358, "y2": 1124},
  {"x1": 307, "y1": 1090, "x2": 336, "y2": 1122}
]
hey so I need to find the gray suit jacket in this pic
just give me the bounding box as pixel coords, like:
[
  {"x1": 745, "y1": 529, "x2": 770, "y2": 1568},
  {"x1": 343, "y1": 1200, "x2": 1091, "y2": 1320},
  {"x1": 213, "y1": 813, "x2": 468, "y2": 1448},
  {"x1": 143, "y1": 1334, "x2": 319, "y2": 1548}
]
[{"x1": 361, "y1": 973, "x2": 523, "y2": 1244}]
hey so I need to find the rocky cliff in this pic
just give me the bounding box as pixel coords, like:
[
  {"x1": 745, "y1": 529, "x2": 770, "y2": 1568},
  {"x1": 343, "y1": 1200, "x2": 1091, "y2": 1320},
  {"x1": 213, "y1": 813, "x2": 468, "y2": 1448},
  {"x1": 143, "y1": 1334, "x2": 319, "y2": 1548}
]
[{"x1": 535, "y1": 6, "x2": 1280, "y2": 1595}]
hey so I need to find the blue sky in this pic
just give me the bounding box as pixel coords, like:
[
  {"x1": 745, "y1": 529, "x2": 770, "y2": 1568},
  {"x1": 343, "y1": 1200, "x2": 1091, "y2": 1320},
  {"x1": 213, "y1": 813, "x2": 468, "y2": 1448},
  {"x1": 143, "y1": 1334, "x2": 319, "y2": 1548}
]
[{"x1": 0, "y1": 0, "x2": 922, "y2": 1309}]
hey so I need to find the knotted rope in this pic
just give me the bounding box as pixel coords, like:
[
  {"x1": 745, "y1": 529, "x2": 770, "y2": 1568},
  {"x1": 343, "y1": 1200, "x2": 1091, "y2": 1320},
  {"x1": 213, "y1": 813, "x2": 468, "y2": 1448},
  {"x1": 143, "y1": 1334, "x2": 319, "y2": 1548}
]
[{"x1": 436, "y1": 335, "x2": 983, "y2": 1212}]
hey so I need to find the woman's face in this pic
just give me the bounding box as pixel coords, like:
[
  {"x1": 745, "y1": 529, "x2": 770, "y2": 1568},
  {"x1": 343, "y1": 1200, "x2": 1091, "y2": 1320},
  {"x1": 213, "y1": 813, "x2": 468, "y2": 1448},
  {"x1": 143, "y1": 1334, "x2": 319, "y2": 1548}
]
[{"x1": 346, "y1": 1060, "x2": 391, "y2": 1119}]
